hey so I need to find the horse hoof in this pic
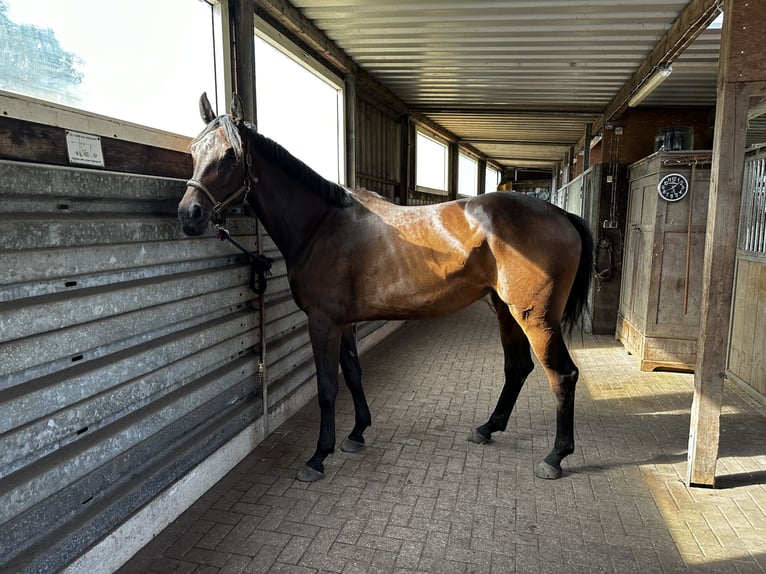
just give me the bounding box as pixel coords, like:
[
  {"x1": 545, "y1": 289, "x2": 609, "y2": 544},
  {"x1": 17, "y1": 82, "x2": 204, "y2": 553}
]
[
  {"x1": 296, "y1": 465, "x2": 325, "y2": 482},
  {"x1": 341, "y1": 438, "x2": 365, "y2": 453},
  {"x1": 467, "y1": 428, "x2": 492, "y2": 444},
  {"x1": 535, "y1": 461, "x2": 562, "y2": 480}
]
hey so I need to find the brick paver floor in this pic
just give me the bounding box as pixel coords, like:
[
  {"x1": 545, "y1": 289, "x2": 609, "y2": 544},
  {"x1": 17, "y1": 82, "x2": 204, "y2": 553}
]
[{"x1": 119, "y1": 302, "x2": 766, "y2": 573}]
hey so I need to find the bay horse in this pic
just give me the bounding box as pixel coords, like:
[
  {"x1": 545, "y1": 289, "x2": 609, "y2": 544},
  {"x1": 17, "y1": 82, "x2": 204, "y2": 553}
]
[{"x1": 178, "y1": 93, "x2": 594, "y2": 482}]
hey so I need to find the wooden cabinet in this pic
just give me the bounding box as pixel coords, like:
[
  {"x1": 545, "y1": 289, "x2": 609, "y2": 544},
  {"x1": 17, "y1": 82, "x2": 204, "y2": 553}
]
[{"x1": 616, "y1": 151, "x2": 711, "y2": 371}]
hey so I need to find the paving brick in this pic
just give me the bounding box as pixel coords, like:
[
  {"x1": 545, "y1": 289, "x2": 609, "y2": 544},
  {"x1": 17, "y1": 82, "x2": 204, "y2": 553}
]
[
  {"x1": 119, "y1": 303, "x2": 766, "y2": 574},
  {"x1": 277, "y1": 536, "x2": 311, "y2": 564}
]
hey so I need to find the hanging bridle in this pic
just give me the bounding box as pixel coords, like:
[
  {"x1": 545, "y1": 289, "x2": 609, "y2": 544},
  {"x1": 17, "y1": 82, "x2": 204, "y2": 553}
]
[{"x1": 185, "y1": 127, "x2": 272, "y2": 293}]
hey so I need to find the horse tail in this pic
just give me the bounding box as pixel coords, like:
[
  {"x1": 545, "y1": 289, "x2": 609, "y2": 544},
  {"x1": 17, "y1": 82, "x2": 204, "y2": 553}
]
[{"x1": 561, "y1": 212, "x2": 594, "y2": 336}]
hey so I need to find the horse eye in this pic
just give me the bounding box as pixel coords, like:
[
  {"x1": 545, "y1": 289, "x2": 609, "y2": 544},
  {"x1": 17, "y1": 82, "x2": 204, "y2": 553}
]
[{"x1": 224, "y1": 148, "x2": 236, "y2": 162}]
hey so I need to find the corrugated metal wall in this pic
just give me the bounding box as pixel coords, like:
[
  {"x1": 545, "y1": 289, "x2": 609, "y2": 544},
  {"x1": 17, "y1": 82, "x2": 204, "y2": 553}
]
[
  {"x1": 0, "y1": 160, "x2": 264, "y2": 572},
  {"x1": 0, "y1": 159, "x2": 395, "y2": 572}
]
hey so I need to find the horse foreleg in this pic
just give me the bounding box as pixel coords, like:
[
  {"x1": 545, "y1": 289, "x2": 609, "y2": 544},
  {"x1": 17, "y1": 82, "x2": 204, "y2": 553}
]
[
  {"x1": 298, "y1": 317, "x2": 342, "y2": 482},
  {"x1": 338, "y1": 324, "x2": 371, "y2": 453},
  {"x1": 469, "y1": 296, "x2": 533, "y2": 444}
]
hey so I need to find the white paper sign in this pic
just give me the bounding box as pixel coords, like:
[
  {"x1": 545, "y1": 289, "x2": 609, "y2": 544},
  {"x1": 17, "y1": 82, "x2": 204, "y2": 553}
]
[{"x1": 66, "y1": 130, "x2": 105, "y2": 166}]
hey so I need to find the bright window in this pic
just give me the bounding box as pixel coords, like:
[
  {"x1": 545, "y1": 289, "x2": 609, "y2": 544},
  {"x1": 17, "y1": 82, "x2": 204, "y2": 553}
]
[
  {"x1": 254, "y1": 28, "x2": 344, "y2": 184},
  {"x1": 0, "y1": 0, "x2": 220, "y2": 137},
  {"x1": 416, "y1": 131, "x2": 448, "y2": 192},
  {"x1": 458, "y1": 153, "x2": 478, "y2": 196},
  {"x1": 485, "y1": 166, "x2": 500, "y2": 193}
]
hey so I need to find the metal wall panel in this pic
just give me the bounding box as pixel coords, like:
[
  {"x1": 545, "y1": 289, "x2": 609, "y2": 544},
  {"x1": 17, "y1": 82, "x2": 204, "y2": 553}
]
[
  {"x1": 0, "y1": 159, "x2": 392, "y2": 572},
  {"x1": 0, "y1": 160, "x2": 267, "y2": 572}
]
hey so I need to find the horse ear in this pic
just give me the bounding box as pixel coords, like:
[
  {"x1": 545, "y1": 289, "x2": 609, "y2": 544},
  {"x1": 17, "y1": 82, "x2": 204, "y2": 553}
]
[
  {"x1": 231, "y1": 93, "x2": 245, "y2": 124},
  {"x1": 199, "y1": 92, "x2": 216, "y2": 124}
]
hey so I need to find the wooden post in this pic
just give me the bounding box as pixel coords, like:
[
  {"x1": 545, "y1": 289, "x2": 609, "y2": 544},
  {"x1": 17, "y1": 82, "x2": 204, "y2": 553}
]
[
  {"x1": 230, "y1": 0, "x2": 257, "y2": 122},
  {"x1": 400, "y1": 116, "x2": 413, "y2": 205},
  {"x1": 583, "y1": 123, "x2": 592, "y2": 172},
  {"x1": 687, "y1": 0, "x2": 766, "y2": 487},
  {"x1": 477, "y1": 158, "x2": 487, "y2": 195},
  {"x1": 345, "y1": 75, "x2": 356, "y2": 188},
  {"x1": 448, "y1": 142, "x2": 459, "y2": 200}
]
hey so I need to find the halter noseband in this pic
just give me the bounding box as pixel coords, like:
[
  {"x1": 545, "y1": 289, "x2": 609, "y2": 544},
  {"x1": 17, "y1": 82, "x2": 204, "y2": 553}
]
[{"x1": 185, "y1": 174, "x2": 250, "y2": 225}]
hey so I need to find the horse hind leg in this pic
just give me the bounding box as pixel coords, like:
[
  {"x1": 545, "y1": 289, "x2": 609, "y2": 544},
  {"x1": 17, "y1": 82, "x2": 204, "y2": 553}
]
[
  {"x1": 338, "y1": 324, "x2": 371, "y2": 453},
  {"x1": 526, "y1": 324, "x2": 579, "y2": 480},
  {"x1": 468, "y1": 292, "x2": 534, "y2": 445}
]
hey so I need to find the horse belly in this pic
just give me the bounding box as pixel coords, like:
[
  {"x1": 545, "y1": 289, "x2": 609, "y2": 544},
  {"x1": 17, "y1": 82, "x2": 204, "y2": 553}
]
[{"x1": 354, "y1": 256, "x2": 490, "y2": 320}]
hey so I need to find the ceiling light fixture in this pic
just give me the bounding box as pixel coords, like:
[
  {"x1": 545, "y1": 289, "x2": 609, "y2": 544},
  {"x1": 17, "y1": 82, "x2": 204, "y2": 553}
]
[{"x1": 628, "y1": 65, "x2": 673, "y2": 107}]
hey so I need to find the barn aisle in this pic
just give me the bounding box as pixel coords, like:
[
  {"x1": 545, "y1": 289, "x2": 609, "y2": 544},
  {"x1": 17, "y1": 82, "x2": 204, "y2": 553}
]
[{"x1": 119, "y1": 302, "x2": 766, "y2": 574}]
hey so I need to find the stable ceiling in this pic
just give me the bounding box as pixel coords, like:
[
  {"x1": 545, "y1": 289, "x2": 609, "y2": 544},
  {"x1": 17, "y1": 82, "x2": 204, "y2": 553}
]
[{"x1": 284, "y1": 0, "x2": 723, "y2": 170}]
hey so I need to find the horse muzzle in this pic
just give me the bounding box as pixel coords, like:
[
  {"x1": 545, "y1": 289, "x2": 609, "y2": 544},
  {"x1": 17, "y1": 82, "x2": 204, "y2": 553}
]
[{"x1": 178, "y1": 187, "x2": 211, "y2": 236}]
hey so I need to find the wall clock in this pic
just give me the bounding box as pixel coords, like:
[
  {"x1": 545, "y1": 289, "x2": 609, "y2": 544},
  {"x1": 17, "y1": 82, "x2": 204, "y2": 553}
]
[{"x1": 657, "y1": 173, "x2": 689, "y2": 202}]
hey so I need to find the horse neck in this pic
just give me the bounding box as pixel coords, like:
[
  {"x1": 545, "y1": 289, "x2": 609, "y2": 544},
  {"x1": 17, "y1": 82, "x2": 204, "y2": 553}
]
[{"x1": 245, "y1": 136, "x2": 333, "y2": 263}]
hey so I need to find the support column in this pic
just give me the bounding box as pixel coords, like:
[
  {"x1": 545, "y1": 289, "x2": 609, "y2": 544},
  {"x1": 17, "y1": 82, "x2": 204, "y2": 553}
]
[
  {"x1": 448, "y1": 142, "x2": 459, "y2": 200},
  {"x1": 583, "y1": 123, "x2": 592, "y2": 172},
  {"x1": 345, "y1": 75, "x2": 356, "y2": 188},
  {"x1": 477, "y1": 158, "x2": 487, "y2": 195},
  {"x1": 230, "y1": 0, "x2": 256, "y2": 122},
  {"x1": 687, "y1": 0, "x2": 766, "y2": 487},
  {"x1": 399, "y1": 116, "x2": 414, "y2": 205}
]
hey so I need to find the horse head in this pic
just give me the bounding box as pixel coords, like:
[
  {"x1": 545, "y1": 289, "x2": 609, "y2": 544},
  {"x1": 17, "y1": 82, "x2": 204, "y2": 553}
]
[{"x1": 178, "y1": 92, "x2": 251, "y2": 236}]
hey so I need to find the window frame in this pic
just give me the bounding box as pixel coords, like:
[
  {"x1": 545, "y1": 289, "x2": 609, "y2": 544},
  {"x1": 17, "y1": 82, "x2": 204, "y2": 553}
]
[
  {"x1": 457, "y1": 151, "x2": 479, "y2": 197},
  {"x1": 0, "y1": 0, "x2": 226, "y2": 152},
  {"x1": 485, "y1": 165, "x2": 500, "y2": 193},
  {"x1": 254, "y1": 16, "x2": 346, "y2": 184},
  {"x1": 415, "y1": 128, "x2": 449, "y2": 195}
]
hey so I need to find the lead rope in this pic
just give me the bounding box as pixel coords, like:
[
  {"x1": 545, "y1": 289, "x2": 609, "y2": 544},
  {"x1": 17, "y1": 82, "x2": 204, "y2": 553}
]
[
  {"x1": 208, "y1": 132, "x2": 269, "y2": 428},
  {"x1": 213, "y1": 224, "x2": 273, "y2": 293},
  {"x1": 254, "y1": 214, "x2": 268, "y2": 436}
]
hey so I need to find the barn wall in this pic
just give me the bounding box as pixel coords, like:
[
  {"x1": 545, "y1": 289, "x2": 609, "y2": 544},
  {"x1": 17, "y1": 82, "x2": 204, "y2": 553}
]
[
  {"x1": 588, "y1": 107, "x2": 715, "y2": 172},
  {"x1": 355, "y1": 96, "x2": 402, "y2": 202},
  {"x1": 727, "y1": 148, "x2": 766, "y2": 400},
  {"x1": 0, "y1": 159, "x2": 398, "y2": 572}
]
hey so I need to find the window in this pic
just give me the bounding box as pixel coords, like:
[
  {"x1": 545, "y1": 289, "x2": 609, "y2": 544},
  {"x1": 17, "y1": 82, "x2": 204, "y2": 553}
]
[
  {"x1": 458, "y1": 153, "x2": 478, "y2": 197},
  {"x1": 485, "y1": 166, "x2": 500, "y2": 193},
  {"x1": 254, "y1": 23, "x2": 344, "y2": 184},
  {"x1": 0, "y1": 0, "x2": 221, "y2": 138},
  {"x1": 416, "y1": 130, "x2": 448, "y2": 193}
]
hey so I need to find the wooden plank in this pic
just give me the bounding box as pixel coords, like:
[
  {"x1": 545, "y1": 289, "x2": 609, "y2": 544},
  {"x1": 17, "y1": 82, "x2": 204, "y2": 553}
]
[
  {"x1": 728, "y1": 260, "x2": 758, "y2": 384},
  {"x1": 687, "y1": 0, "x2": 758, "y2": 487},
  {"x1": 728, "y1": 2, "x2": 766, "y2": 83},
  {"x1": 0, "y1": 117, "x2": 191, "y2": 178}
]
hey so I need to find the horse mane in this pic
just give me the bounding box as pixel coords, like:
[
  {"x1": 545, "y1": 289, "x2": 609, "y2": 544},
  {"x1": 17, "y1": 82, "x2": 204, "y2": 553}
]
[
  {"x1": 249, "y1": 127, "x2": 353, "y2": 208},
  {"x1": 192, "y1": 115, "x2": 352, "y2": 208}
]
